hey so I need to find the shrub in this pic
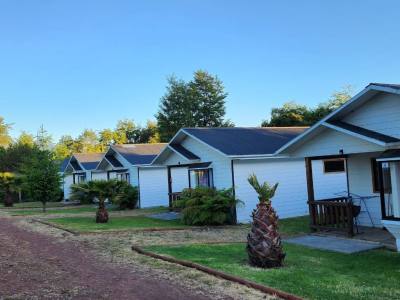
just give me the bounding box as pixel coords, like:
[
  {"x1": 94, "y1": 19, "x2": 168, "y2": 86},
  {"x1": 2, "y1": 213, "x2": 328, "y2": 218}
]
[
  {"x1": 114, "y1": 181, "x2": 138, "y2": 210},
  {"x1": 70, "y1": 181, "x2": 97, "y2": 204},
  {"x1": 174, "y1": 187, "x2": 240, "y2": 226}
]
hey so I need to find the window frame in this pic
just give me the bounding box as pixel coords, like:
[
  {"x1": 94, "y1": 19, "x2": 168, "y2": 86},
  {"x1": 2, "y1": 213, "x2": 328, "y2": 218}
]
[
  {"x1": 188, "y1": 168, "x2": 214, "y2": 189},
  {"x1": 371, "y1": 158, "x2": 392, "y2": 193},
  {"x1": 323, "y1": 158, "x2": 346, "y2": 174}
]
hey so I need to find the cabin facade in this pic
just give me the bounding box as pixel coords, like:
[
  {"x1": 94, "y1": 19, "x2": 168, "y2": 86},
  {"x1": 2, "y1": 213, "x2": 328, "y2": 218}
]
[
  {"x1": 152, "y1": 127, "x2": 347, "y2": 223},
  {"x1": 277, "y1": 83, "x2": 400, "y2": 251},
  {"x1": 95, "y1": 143, "x2": 169, "y2": 208}
]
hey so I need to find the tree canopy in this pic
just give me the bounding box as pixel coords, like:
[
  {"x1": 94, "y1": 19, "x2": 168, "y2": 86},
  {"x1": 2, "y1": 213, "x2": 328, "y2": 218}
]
[
  {"x1": 156, "y1": 70, "x2": 233, "y2": 142},
  {"x1": 0, "y1": 117, "x2": 12, "y2": 148},
  {"x1": 262, "y1": 86, "x2": 353, "y2": 127}
]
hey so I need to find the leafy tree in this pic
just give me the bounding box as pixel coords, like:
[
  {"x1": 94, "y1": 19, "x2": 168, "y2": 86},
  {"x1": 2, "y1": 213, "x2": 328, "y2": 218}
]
[
  {"x1": 99, "y1": 128, "x2": 116, "y2": 149},
  {"x1": 262, "y1": 86, "x2": 353, "y2": 127},
  {"x1": 16, "y1": 131, "x2": 35, "y2": 147},
  {"x1": 54, "y1": 135, "x2": 76, "y2": 159},
  {"x1": 156, "y1": 71, "x2": 231, "y2": 142},
  {"x1": 247, "y1": 174, "x2": 284, "y2": 268},
  {"x1": 0, "y1": 172, "x2": 21, "y2": 207},
  {"x1": 115, "y1": 119, "x2": 136, "y2": 144},
  {"x1": 308, "y1": 85, "x2": 353, "y2": 124},
  {"x1": 22, "y1": 150, "x2": 61, "y2": 212},
  {"x1": 262, "y1": 102, "x2": 310, "y2": 127},
  {"x1": 0, "y1": 143, "x2": 39, "y2": 173},
  {"x1": 35, "y1": 125, "x2": 53, "y2": 150},
  {"x1": 75, "y1": 129, "x2": 100, "y2": 153},
  {"x1": 189, "y1": 70, "x2": 228, "y2": 127},
  {"x1": 157, "y1": 76, "x2": 194, "y2": 141},
  {"x1": 135, "y1": 121, "x2": 160, "y2": 144},
  {"x1": 0, "y1": 117, "x2": 12, "y2": 147}
]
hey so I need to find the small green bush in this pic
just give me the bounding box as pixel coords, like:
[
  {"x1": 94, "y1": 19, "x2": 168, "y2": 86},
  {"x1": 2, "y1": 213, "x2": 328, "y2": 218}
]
[
  {"x1": 174, "y1": 187, "x2": 240, "y2": 226},
  {"x1": 70, "y1": 181, "x2": 97, "y2": 204},
  {"x1": 114, "y1": 181, "x2": 138, "y2": 210}
]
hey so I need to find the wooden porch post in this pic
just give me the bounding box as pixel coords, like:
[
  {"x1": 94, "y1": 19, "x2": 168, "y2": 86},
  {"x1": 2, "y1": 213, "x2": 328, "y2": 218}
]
[
  {"x1": 167, "y1": 166, "x2": 172, "y2": 209},
  {"x1": 305, "y1": 157, "x2": 316, "y2": 230}
]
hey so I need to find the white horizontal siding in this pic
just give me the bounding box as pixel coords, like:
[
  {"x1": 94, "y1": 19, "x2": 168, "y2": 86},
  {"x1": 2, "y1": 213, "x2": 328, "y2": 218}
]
[
  {"x1": 170, "y1": 167, "x2": 189, "y2": 192},
  {"x1": 312, "y1": 160, "x2": 348, "y2": 200},
  {"x1": 139, "y1": 167, "x2": 169, "y2": 207},
  {"x1": 347, "y1": 153, "x2": 383, "y2": 227},
  {"x1": 234, "y1": 158, "x2": 348, "y2": 223},
  {"x1": 343, "y1": 93, "x2": 400, "y2": 138},
  {"x1": 181, "y1": 137, "x2": 232, "y2": 189},
  {"x1": 234, "y1": 159, "x2": 308, "y2": 223},
  {"x1": 91, "y1": 172, "x2": 108, "y2": 181},
  {"x1": 290, "y1": 127, "x2": 384, "y2": 158}
]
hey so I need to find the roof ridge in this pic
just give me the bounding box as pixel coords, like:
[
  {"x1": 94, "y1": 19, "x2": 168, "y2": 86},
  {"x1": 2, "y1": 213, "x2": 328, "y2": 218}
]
[
  {"x1": 184, "y1": 126, "x2": 309, "y2": 130},
  {"x1": 114, "y1": 143, "x2": 167, "y2": 146}
]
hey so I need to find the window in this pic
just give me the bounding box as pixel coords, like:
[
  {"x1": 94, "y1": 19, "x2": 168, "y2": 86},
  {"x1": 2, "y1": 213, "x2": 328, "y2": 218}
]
[
  {"x1": 189, "y1": 169, "x2": 213, "y2": 188},
  {"x1": 116, "y1": 172, "x2": 130, "y2": 183},
  {"x1": 323, "y1": 159, "x2": 345, "y2": 173},
  {"x1": 75, "y1": 174, "x2": 86, "y2": 184},
  {"x1": 371, "y1": 159, "x2": 392, "y2": 193}
]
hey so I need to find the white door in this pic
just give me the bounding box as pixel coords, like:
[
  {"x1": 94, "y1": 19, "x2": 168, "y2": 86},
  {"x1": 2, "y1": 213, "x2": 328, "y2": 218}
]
[
  {"x1": 170, "y1": 167, "x2": 189, "y2": 193},
  {"x1": 139, "y1": 168, "x2": 169, "y2": 207}
]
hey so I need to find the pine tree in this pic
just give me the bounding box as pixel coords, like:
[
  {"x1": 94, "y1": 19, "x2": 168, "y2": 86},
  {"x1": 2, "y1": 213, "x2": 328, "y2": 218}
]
[{"x1": 156, "y1": 71, "x2": 231, "y2": 142}]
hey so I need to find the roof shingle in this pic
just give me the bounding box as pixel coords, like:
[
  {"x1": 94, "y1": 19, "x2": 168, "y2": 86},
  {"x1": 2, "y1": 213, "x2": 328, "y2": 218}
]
[{"x1": 183, "y1": 127, "x2": 308, "y2": 156}]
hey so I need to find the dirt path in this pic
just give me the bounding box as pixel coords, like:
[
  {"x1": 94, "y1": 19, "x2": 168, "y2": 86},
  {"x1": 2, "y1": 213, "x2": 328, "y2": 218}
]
[{"x1": 0, "y1": 216, "x2": 214, "y2": 300}]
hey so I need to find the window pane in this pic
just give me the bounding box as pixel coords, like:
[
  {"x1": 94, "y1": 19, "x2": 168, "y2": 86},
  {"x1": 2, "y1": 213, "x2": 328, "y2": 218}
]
[
  {"x1": 324, "y1": 159, "x2": 345, "y2": 173},
  {"x1": 189, "y1": 169, "x2": 212, "y2": 188}
]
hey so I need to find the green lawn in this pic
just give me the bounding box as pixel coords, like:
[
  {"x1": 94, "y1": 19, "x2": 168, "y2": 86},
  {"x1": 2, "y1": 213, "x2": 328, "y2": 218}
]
[
  {"x1": 145, "y1": 243, "x2": 400, "y2": 300},
  {"x1": 8, "y1": 206, "x2": 117, "y2": 216},
  {"x1": 0, "y1": 201, "x2": 65, "y2": 209},
  {"x1": 49, "y1": 215, "x2": 186, "y2": 232},
  {"x1": 278, "y1": 215, "x2": 310, "y2": 236}
]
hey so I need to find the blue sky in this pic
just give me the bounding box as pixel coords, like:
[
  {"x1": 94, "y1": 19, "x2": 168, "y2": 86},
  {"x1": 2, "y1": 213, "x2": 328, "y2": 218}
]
[{"x1": 1, "y1": 0, "x2": 400, "y2": 141}]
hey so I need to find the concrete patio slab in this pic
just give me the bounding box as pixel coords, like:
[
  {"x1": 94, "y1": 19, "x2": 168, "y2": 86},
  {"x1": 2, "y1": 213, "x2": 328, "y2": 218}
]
[
  {"x1": 285, "y1": 235, "x2": 384, "y2": 254},
  {"x1": 149, "y1": 211, "x2": 181, "y2": 221}
]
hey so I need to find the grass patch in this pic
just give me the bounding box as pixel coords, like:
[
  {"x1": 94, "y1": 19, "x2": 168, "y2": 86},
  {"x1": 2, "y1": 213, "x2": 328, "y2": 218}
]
[
  {"x1": 145, "y1": 243, "x2": 400, "y2": 300},
  {"x1": 8, "y1": 206, "x2": 105, "y2": 216},
  {"x1": 0, "y1": 201, "x2": 65, "y2": 209},
  {"x1": 48, "y1": 215, "x2": 186, "y2": 232},
  {"x1": 278, "y1": 215, "x2": 310, "y2": 236}
]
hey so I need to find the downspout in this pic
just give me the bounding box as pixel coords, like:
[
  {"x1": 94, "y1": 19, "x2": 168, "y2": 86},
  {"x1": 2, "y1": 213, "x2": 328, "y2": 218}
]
[{"x1": 230, "y1": 159, "x2": 237, "y2": 224}]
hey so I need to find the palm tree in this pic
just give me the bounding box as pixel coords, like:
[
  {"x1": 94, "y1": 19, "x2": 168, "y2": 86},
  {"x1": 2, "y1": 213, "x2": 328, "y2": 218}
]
[
  {"x1": 72, "y1": 180, "x2": 117, "y2": 223},
  {"x1": 246, "y1": 174, "x2": 285, "y2": 268},
  {"x1": 0, "y1": 172, "x2": 19, "y2": 207}
]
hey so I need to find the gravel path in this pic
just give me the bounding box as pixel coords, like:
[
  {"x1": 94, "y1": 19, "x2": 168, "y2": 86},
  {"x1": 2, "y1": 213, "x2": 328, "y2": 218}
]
[{"x1": 0, "y1": 216, "x2": 212, "y2": 300}]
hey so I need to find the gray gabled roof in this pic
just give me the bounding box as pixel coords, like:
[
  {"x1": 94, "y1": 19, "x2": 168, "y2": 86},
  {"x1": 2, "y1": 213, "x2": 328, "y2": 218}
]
[
  {"x1": 327, "y1": 120, "x2": 400, "y2": 144},
  {"x1": 112, "y1": 143, "x2": 167, "y2": 165},
  {"x1": 183, "y1": 127, "x2": 308, "y2": 156},
  {"x1": 60, "y1": 158, "x2": 70, "y2": 172},
  {"x1": 73, "y1": 153, "x2": 105, "y2": 170},
  {"x1": 367, "y1": 83, "x2": 400, "y2": 90},
  {"x1": 169, "y1": 144, "x2": 200, "y2": 160},
  {"x1": 276, "y1": 83, "x2": 400, "y2": 154}
]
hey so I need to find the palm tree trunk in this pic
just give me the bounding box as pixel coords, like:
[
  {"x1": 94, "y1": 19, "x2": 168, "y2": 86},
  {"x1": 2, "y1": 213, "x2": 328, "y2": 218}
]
[
  {"x1": 4, "y1": 191, "x2": 13, "y2": 207},
  {"x1": 96, "y1": 198, "x2": 109, "y2": 223}
]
